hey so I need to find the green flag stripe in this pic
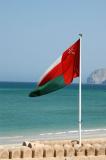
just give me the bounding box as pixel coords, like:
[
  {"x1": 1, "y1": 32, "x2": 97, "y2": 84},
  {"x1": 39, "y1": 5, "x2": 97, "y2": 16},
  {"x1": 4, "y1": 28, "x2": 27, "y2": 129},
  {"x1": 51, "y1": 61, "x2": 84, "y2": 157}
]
[{"x1": 29, "y1": 75, "x2": 66, "y2": 97}]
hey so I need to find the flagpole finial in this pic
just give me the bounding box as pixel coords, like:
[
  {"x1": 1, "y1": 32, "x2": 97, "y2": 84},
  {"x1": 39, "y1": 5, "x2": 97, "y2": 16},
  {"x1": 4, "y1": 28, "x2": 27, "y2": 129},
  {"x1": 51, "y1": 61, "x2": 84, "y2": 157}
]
[{"x1": 79, "y1": 33, "x2": 82, "y2": 37}]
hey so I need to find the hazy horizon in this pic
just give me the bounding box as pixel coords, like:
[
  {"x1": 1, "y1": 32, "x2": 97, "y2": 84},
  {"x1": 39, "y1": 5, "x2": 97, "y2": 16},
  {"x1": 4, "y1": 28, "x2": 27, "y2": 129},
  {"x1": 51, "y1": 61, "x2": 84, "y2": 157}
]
[{"x1": 0, "y1": 0, "x2": 106, "y2": 83}]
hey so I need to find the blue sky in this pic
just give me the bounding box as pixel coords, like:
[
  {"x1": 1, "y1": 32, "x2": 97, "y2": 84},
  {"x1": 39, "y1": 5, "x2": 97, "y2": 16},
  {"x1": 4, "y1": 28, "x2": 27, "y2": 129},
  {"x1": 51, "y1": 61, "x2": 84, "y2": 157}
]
[{"x1": 0, "y1": 0, "x2": 106, "y2": 82}]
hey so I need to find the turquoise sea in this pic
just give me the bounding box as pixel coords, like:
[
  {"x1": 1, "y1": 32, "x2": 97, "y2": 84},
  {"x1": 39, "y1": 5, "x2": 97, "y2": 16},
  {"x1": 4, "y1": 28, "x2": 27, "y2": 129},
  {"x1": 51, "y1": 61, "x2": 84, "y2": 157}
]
[{"x1": 0, "y1": 82, "x2": 106, "y2": 143}]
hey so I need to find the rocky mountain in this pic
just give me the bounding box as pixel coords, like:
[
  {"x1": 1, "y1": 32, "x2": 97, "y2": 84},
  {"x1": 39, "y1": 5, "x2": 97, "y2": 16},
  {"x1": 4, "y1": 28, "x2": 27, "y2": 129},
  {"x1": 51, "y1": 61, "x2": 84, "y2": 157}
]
[{"x1": 87, "y1": 68, "x2": 106, "y2": 84}]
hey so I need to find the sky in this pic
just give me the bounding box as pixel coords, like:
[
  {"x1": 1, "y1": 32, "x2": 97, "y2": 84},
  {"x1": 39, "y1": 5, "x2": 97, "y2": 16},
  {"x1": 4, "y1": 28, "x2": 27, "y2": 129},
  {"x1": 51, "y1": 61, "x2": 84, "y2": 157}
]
[{"x1": 0, "y1": 0, "x2": 106, "y2": 82}]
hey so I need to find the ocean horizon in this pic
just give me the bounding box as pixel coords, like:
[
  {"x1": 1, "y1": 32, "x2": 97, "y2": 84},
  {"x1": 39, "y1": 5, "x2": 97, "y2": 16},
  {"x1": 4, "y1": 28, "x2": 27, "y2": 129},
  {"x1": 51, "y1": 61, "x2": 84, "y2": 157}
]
[{"x1": 0, "y1": 82, "x2": 106, "y2": 144}]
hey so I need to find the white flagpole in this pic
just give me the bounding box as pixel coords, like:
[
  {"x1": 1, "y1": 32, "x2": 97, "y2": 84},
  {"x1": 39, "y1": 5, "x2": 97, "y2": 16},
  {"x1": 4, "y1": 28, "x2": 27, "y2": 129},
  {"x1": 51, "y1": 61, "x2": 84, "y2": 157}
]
[{"x1": 79, "y1": 33, "x2": 82, "y2": 146}]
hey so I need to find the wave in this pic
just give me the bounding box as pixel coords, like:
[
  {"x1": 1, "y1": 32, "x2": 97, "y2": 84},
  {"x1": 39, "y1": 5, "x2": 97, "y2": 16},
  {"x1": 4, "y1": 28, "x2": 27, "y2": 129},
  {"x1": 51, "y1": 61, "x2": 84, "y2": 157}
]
[
  {"x1": 40, "y1": 128, "x2": 106, "y2": 136},
  {"x1": 0, "y1": 128, "x2": 106, "y2": 141}
]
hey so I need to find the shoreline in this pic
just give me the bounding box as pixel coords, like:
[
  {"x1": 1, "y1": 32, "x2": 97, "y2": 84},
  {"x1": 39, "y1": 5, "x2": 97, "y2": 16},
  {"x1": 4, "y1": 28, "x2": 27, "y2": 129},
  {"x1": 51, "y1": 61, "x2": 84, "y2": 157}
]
[{"x1": 0, "y1": 128, "x2": 106, "y2": 145}]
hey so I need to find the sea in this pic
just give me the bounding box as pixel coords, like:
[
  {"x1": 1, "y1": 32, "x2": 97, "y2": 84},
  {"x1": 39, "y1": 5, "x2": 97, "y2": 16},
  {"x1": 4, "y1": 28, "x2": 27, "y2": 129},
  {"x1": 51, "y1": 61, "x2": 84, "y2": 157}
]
[{"x1": 0, "y1": 82, "x2": 106, "y2": 144}]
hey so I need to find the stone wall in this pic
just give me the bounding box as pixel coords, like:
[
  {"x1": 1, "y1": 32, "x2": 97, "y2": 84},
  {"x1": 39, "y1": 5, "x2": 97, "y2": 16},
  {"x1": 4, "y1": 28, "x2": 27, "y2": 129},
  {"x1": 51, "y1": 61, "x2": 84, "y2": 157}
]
[{"x1": 0, "y1": 140, "x2": 106, "y2": 159}]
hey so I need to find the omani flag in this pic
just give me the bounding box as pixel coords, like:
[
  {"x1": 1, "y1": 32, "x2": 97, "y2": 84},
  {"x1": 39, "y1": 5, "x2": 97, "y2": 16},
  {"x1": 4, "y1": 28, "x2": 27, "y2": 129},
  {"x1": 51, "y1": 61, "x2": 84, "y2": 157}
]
[{"x1": 29, "y1": 39, "x2": 80, "y2": 97}]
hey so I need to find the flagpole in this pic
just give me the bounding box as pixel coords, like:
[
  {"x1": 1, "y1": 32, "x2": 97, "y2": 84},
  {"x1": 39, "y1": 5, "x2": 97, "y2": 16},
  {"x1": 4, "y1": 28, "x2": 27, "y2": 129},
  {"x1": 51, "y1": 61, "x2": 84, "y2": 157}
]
[{"x1": 79, "y1": 33, "x2": 82, "y2": 146}]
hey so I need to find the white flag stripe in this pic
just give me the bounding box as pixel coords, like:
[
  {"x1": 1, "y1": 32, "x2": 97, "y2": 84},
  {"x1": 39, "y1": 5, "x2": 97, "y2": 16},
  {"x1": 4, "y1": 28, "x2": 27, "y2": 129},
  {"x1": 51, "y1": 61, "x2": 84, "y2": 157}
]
[{"x1": 38, "y1": 55, "x2": 62, "y2": 86}]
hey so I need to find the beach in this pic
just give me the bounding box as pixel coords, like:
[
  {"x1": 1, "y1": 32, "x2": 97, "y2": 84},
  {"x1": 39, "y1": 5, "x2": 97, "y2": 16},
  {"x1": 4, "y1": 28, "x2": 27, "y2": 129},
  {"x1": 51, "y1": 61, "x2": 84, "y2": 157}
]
[
  {"x1": 1, "y1": 0, "x2": 106, "y2": 158},
  {"x1": 0, "y1": 137, "x2": 106, "y2": 159},
  {"x1": 0, "y1": 128, "x2": 106, "y2": 159}
]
